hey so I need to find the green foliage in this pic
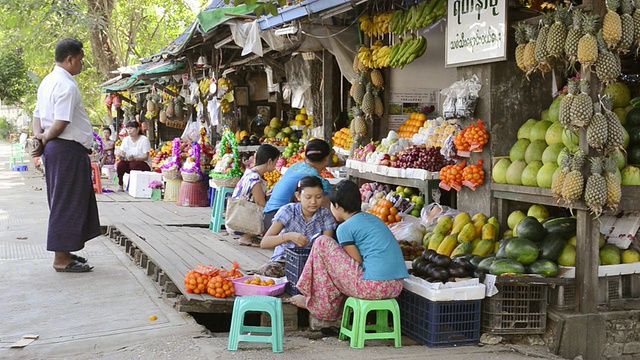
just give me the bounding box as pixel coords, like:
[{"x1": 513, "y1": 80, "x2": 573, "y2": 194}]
[
  {"x1": 224, "y1": 0, "x2": 287, "y2": 16},
  {"x1": 0, "y1": 48, "x2": 34, "y2": 105},
  {"x1": 0, "y1": 117, "x2": 18, "y2": 140}
]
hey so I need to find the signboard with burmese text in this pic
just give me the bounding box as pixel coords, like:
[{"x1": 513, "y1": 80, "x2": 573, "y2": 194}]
[{"x1": 445, "y1": 0, "x2": 508, "y2": 67}]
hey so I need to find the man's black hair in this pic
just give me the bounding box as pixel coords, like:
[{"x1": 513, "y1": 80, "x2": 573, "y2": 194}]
[
  {"x1": 55, "y1": 38, "x2": 83, "y2": 63},
  {"x1": 329, "y1": 180, "x2": 361, "y2": 214}
]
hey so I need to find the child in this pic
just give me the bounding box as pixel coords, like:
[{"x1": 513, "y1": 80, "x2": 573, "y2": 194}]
[
  {"x1": 290, "y1": 180, "x2": 408, "y2": 322},
  {"x1": 100, "y1": 127, "x2": 115, "y2": 168},
  {"x1": 230, "y1": 144, "x2": 280, "y2": 246},
  {"x1": 261, "y1": 176, "x2": 337, "y2": 262}
]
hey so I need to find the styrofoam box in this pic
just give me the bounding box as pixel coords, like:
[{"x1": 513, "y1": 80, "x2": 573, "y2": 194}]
[
  {"x1": 402, "y1": 275, "x2": 486, "y2": 301},
  {"x1": 128, "y1": 170, "x2": 163, "y2": 198},
  {"x1": 558, "y1": 263, "x2": 640, "y2": 278}
]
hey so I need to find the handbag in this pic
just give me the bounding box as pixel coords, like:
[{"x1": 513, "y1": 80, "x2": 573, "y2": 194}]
[{"x1": 225, "y1": 197, "x2": 264, "y2": 235}]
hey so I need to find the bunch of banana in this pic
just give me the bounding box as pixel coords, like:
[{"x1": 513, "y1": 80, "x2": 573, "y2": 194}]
[
  {"x1": 218, "y1": 77, "x2": 233, "y2": 90},
  {"x1": 220, "y1": 98, "x2": 231, "y2": 113},
  {"x1": 357, "y1": 46, "x2": 374, "y2": 69},
  {"x1": 359, "y1": 15, "x2": 374, "y2": 37},
  {"x1": 162, "y1": 85, "x2": 180, "y2": 102},
  {"x1": 390, "y1": 0, "x2": 447, "y2": 35},
  {"x1": 389, "y1": 35, "x2": 428, "y2": 69},
  {"x1": 371, "y1": 12, "x2": 393, "y2": 37},
  {"x1": 199, "y1": 79, "x2": 210, "y2": 95},
  {"x1": 372, "y1": 45, "x2": 392, "y2": 68}
]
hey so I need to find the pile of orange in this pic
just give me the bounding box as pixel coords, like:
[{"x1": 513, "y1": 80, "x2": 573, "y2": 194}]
[
  {"x1": 455, "y1": 119, "x2": 489, "y2": 153},
  {"x1": 367, "y1": 199, "x2": 402, "y2": 225},
  {"x1": 462, "y1": 159, "x2": 485, "y2": 188},
  {"x1": 207, "y1": 275, "x2": 235, "y2": 298},
  {"x1": 332, "y1": 128, "x2": 354, "y2": 150},
  {"x1": 184, "y1": 271, "x2": 210, "y2": 294},
  {"x1": 439, "y1": 161, "x2": 467, "y2": 189},
  {"x1": 264, "y1": 169, "x2": 282, "y2": 189},
  {"x1": 243, "y1": 276, "x2": 277, "y2": 286},
  {"x1": 398, "y1": 112, "x2": 426, "y2": 139}
]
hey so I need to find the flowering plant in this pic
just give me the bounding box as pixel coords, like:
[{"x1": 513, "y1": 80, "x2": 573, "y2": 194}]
[
  {"x1": 148, "y1": 181, "x2": 163, "y2": 190},
  {"x1": 161, "y1": 138, "x2": 181, "y2": 171},
  {"x1": 92, "y1": 131, "x2": 104, "y2": 154},
  {"x1": 180, "y1": 142, "x2": 204, "y2": 181}
]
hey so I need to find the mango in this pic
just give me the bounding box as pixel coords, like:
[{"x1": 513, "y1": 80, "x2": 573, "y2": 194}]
[
  {"x1": 482, "y1": 223, "x2": 498, "y2": 242},
  {"x1": 457, "y1": 223, "x2": 476, "y2": 243},
  {"x1": 433, "y1": 216, "x2": 453, "y2": 235},
  {"x1": 452, "y1": 213, "x2": 472, "y2": 234}
]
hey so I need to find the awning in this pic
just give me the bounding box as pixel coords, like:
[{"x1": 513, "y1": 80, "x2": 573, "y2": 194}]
[
  {"x1": 257, "y1": 0, "x2": 367, "y2": 30},
  {"x1": 102, "y1": 61, "x2": 187, "y2": 92},
  {"x1": 197, "y1": 3, "x2": 260, "y2": 34}
]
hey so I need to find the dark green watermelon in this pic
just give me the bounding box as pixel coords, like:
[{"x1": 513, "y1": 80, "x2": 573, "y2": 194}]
[
  {"x1": 627, "y1": 108, "x2": 640, "y2": 127},
  {"x1": 539, "y1": 233, "x2": 567, "y2": 261},
  {"x1": 515, "y1": 216, "x2": 547, "y2": 242},
  {"x1": 527, "y1": 259, "x2": 559, "y2": 277},
  {"x1": 629, "y1": 145, "x2": 640, "y2": 165},
  {"x1": 542, "y1": 217, "x2": 577, "y2": 240}
]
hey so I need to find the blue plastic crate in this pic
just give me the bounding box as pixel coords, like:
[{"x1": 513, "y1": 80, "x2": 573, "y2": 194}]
[
  {"x1": 285, "y1": 281, "x2": 303, "y2": 296},
  {"x1": 397, "y1": 289, "x2": 481, "y2": 348},
  {"x1": 284, "y1": 247, "x2": 310, "y2": 294}
]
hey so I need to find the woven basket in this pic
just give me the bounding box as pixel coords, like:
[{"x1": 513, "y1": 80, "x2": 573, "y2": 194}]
[
  {"x1": 162, "y1": 168, "x2": 182, "y2": 180},
  {"x1": 181, "y1": 172, "x2": 203, "y2": 183},
  {"x1": 210, "y1": 176, "x2": 240, "y2": 188}
]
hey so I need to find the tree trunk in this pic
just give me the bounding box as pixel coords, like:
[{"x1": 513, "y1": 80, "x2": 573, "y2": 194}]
[{"x1": 86, "y1": 0, "x2": 118, "y2": 79}]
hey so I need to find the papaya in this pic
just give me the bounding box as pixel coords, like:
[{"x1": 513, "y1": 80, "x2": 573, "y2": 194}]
[
  {"x1": 457, "y1": 223, "x2": 476, "y2": 243},
  {"x1": 433, "y1": 216, "x2": 453, "y2": 235},
  {"x1": 494, "y1": 241, "x2": 501, "y2": 254},
  {"x1": 427, "y1": 233, "x2": 446, "y2": 251},
  {"x1": 450, "y1": 242, "x2": 474, "y2": 257},
  {"x1": 471, "y1": 238, "x2": 482, "y2": 249},
  {"x1": 451, "y1": 212, "x2": 472, "y2": 234},
  {"x1": 437, "y1": 234, "x2": 458, "y2": 256},
  {"x1": 481, "y1": 223, "x2": 498, "y2": 242},
  {"x1": 422, "y1": 232, "x2": 433, "y2": 248},
  {"x1": 472, "y1": 239, "x2": 494, "y2": 257},
  {"x1": 487, "y1": 216, "x2": 500, "y2": 237},
  {"x1": 474, "y1": 219, "x2": 487, "y2": 238},
  {"x1": 472, "y1": 213, "x2": 488, "y2": 223}
]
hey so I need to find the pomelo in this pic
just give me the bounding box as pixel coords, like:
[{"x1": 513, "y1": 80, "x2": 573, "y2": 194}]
[
  {"x1": 524, "y1": 140, "x2": 547, "y2": 164},
  {"x1": 610, "y1": 149, "x2": 626, "y2": 170},
  {"x1": 600, "y1": 244, "x2": 621, "y2": 265},
  {"x1": 530, "y1": 121, "x2": 552, "y2": 142},
  {"x1": 506, "y1": 160, "x2": 527, "y2": 185},
  {"x1": 528, "y1": 204, "x2": 549, "y2": 222},
  {"x1": 517, "y1": 119, "x2": 538, "y2": 140},
  {"x1": 537, "y1": 163, "x2": 558, "y2": 188},
  {"x1": 492, "y1": 158, "x2": 512, "y2": 184},
  {"x1": 548, "y1": 94, "x2": 564, "y2": 123},
  {"x1": 542, "y1": 143, "x2": 565, "y2": 164},
  {"x1": 541, "y1": 109, "x2": 550, "y2": 123},
  {"x1": 614, "y1": 107, "x2": 627, "y2": 125},
  {"x1": 507, "y1": 210, "x2": 527, "y2": 230},
  {"x1": 522, "y1": 161, "x2": 543, "y2": 187},
  {"x1": 604, "y1": 83, "x2": 631, "y2": 108},
  {"x1": 621, "y1": 249, "x2": 640, "y2": 263},
  {"x1": 510, "y1": 138, "x2": 531, "y2": 162},
  {"x1": 545, "y1": 122, "x2": 564, "y2": 145}
]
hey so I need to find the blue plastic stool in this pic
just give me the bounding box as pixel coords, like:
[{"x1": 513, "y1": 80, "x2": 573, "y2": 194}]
[
  {"x1": 209, "y1": 186, "x2": 234, "y2": 232},
  {"x1": 228, "y1": 296, "x2": 284, "y2": 353},
  {"x1": 339, "y1": 297, "x2": 402, "y2": 349}
]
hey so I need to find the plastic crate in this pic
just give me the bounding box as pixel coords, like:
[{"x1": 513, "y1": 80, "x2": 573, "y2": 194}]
[
  {"x1": 482, "y1": 283, "x2": 547, "y2": 335},
  {"x1": 285, "y1": 281, "x2": 302, "y2": 296},
  {"x1": 548, "y1": 282, "x2": 577, "y2": 311},
  {"x1": 285, "y1": 248, "x2": 311, "y2": 295},
  {"x1": 548, "y1": 275, "x2": 640, "y2": 311},
  {"x1": 397, "y1": 289, "x2": 481, "y2": 348}
]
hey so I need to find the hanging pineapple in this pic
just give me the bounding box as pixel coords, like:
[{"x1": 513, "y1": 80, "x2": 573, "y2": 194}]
[
  {"x1": 353, "y1": 74, "x2": 366, "y2": 105},
  {"x1": 577, "y1": 14, "x2": 600, "y2": 70},
  {"x1": 523, "y1": 24, "x2": 539, "y2": 76},
  {"x1": 559, "y1": 79, "x2": 578, "y2": 129},
  {"x1": 552, "y1": 151, "x2": 573, "y2": 201},
  {"x1": 603, "y1": 96, "x2": 627, "y2": 153},
  {"x1": 165, "y1": 99, "x2": 175, "y2": 118},
  {"x1": 370, "y1": 69, "x2": 384, "y2": 88},
  {"x1": 174, "y1": 97, "x2": 184, "y2": 120},
  {"x1": 634, "y1": 0, "x2": 640, "y2": 49},
  {"x1": 349, "y1": 107, "x2": 367, "y2": 138},
  {"x1": 535, "y1": 13, "x2": 555, "y2": 73},
  {"x1": 584, "y1": 157, "x2": 608, "y2": 217},
  {"x1": 546, "y1": 5, "x2": 569, "y2": 60},
  {"x1": 373, "y1": 87, "x2": 384, "y2": 117},
  {"x1": 565, "y1": 9, "x2": 584, "y2": 72},
  {"x1": 361, "y1": 83, "x2": 375, "y2": 116},
  {"x1": 619, "y1": 0, "x2": 635, "y2": 53},
  {"x1": 562, "y1": 150, "x2": 586, "y2": 210},
  {"x1": 587, "y1": 101, "x2": 609, "y2": 150},
  {"x1": 514, "y1": 23, "x2": 528, "y2": 72},
  {"x1": 603, "y1": 0, "x2": 623, "y2": 50},
  {"x1": 604, "y1": 155, "x2": 622, "y2": 211},
  {"x1": 569, "y1": 79, "x2": 593, "y2": 130},
  {"x1": 595, "y1": 31, "x2": 622, "y2": 86}
]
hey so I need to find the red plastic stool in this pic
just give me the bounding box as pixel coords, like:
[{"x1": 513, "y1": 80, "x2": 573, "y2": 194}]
[
  {"x1": 177, "y1": 181, "x2": 209, "y2": 207},
  {"x1": 91, "y1": 163, "x2": 102, "y2": 194}
]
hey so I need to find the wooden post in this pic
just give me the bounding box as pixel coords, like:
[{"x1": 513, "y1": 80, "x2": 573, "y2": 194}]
[{"x1": 322, "y1": 50, "x2": 335, "y2": 142}]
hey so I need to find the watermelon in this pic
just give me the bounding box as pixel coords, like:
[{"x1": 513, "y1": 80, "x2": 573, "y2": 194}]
[
  {"x1": 627, "y1": 108, "x2": 640, "y2": 127},
  {"x1": 515, "y1": 216, "x2": 547, "y2": 242},
  {"x1": 490, "y1": 259, "x2": 525, "y2": 276},
  {"x1": 495, "y1": 239, "x2": 513, "y2": 259},
  {"x1": 627, "y1": 126, "x2": 640, "y2": 145},
  {"x1": 629, "y1": 145, "x2": 640, "y2": 165},
  {"x1": 542, "y1": 217, "x2": 577, "y2": 240},
  {"x1": 539, "y1": 233, "x2": 567, "y2": 261},
  {"x1": 505, "y1": 237, "x2": 540, "y2": 265},
  {"x1": 477, "y1": 256, "x2": 496, "y2": 273},
  {"x1": 527, "y1": 259, "x2": 559, "y2": 277}
]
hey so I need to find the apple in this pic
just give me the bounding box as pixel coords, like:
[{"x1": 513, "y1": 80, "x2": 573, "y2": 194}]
[
  {"x1": 390, "y1": 155, "x2": 398, "y2": 162},
  {"x1": 380, "y1": 159, "x2": 391, "y2": 166},
  {"x1": 382, "y1": 154, "x2": 391, "y2": 160}
]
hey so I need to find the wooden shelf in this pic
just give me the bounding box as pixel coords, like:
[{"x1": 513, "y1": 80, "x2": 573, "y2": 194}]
[{"x1": 347, "y1": 168, "x2": 439, "y2": 190}]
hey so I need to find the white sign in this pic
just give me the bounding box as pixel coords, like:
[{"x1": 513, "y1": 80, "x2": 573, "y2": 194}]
[{"x1": 445, "y1": 0, "x2": 508, "y2": 67}]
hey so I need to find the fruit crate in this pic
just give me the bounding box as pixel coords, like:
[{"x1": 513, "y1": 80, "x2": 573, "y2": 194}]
[
  {"x1": 397, "y1": 289, "x2": 481, "y2": 348},
  {"x1": 285, "y1": 247, "x2": 311, "y2": 295},
  {"x1": 482, "y1": 283, "x2": 547, "y2": 335},
  {"x1": 548, "y1": 275, "x2": 637, "y2": 310}
]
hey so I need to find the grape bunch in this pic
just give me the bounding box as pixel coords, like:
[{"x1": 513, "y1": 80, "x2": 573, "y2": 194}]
[{"x1": 391, "y1": 146, "x2": 453, "y2": 172}]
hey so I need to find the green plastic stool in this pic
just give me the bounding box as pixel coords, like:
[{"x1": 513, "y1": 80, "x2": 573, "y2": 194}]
[
  {"x1": 339, "y1": 297, "x2": 402, "y2": 349},
  {"x1": 228, "y1": 295, "x2": 284, "y2": 353},
  {"x1": 9, "y1": 143, "x2": 25, "y2": 169},
  {"x1": 209, "y1": 186, "x2": 234, "y2": 233}
]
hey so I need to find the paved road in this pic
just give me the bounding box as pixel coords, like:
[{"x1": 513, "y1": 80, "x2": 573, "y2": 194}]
[{"x1": 0, "y1": 142, "x2": 561, "y2": 359}]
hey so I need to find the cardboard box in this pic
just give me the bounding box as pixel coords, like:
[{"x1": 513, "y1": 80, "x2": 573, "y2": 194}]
[{"x1": 128, "y1": 170, "x2": 163, "y2": 198}]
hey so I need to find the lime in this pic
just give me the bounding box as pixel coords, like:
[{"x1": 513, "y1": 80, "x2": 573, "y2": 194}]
[
  {"x1": 403, "y1": 187, "x2": 414, "y2": 197},
  {"x1": 416, "y1": 196, "x2": 425, "y2": 206},
  {"x1": 410, "y1": 209, "x2": 421, "y2": 217},
  {"x1": 396, "y1": 186, "x2": 405, "y2": 194}
]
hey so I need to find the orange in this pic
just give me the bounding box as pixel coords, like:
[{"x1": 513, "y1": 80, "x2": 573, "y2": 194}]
[
  {"x1": 379, "y1": 207, "x2": 390, "y2": 217},
  {"x1": 387, "y1": 215, "x2": 396, "y2": 222},
  {"x1": 389, "y1": 207, "x2": 398, "y2": 216}
]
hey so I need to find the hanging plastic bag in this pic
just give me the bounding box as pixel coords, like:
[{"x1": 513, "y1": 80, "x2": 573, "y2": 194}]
[{"x1": 455, "y1": 75, "x2": 481, "y2": 118}]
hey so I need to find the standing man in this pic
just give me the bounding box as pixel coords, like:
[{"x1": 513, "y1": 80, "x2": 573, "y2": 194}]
[{"x1": 33, "y1": 38, "x2": 101, "y2": 273}]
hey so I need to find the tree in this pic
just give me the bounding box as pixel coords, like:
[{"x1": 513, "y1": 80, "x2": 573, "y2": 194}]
[
  {"x1": 224, "y1": 0, "x2": 287, "y2": 16},
  {"x1": 0, "y1": 48, "x2": 34, "y2": 105}
]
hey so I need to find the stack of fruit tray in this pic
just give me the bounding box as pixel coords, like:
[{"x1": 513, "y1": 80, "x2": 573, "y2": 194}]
[{"x1": 284, "y1": 248, "x2": 311, "y2": 296}]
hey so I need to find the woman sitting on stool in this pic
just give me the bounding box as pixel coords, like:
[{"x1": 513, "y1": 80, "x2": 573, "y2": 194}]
[{"x1": 116, "y1": 120, "x2": 151, "y2": 192}]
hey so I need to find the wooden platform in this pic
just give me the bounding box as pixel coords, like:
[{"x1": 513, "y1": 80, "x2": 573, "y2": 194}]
[{"x1": 97, "y1": 181, "x2": 273, "y2": 313}]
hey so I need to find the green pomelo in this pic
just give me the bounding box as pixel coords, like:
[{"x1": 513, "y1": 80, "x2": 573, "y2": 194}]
[
  {"x1": 614, "y1": 107, "x2": 627, "y2": 125},
  {"x1": 600, "y1": 244, "x2": 621, "y2": 265},
  {"x1": 282, "y1": 127, "x2": 294, "y2": 135},
  {"x1": 507, "y1": 210, "x2": 527, "y2": 230},
  {"x1": 548, "y1": 94, "x2": 564, "y2": 123},
  {"x1": 524, "y1": 140, "x2": 547, "y2": 164},
  {"x1": 522, "y1": 161, "x2": 543, "y2": 187},
  {"x1": 267, "y1": 128, "x2": 278, "y2": 138},
  {"x1": 541, "y1": 109, "x2": 550, "y2": 123},
  {"x1": 542, "y1": 143, "x2": 565, "y2": 164},
  {"x1": 537, "y1": 163, "x2": 558, "y2": 188},
  {"x1": 621, "y1": 249, "x2": 640, "y2": 264},
  {"x1": 605, "y1": 83, "x2": 631, "y2": 108},
  {"x1": 528, "y1": 205, "x2": 549, "y2": 223},
  {"x1": 506, "y1": 160, "x2": 527, "y2": 185},
  {"x1": 610, "y1": 149, "x2": 627, "y2": 170},
  {"x1": 545, "y1": 122, "x2": 564, "y2": 145},
  {"x1": 621, "y1": 166, "x2": 640, "y2": 185},
  {"x1": 557, "y1": 244, "x2": 576, "y2": 267},
  {"x1": 530, "y1": 121, "x2": 552, "y2": 142},
  {"x1": 510, "y1": 139, "x2": 531, "y2": 162},
  {"x1": 517, "y1": 119, "x2": 538, "y2": 140},
  {"x1": 492, "y1": 158, "x2": 512, "y2": 184},
  {"x1": 623, "y1": 126, "x2": 630, "y2": 149},
  {"x1": 275, "y1": 132, "x2": 287, "y2": 140},
  {"x1": 562, "y1": 129, "x2": 580, "y2": 152}
]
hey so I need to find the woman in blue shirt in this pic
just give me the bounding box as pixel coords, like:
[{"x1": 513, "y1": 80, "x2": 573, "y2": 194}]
[
  {"x1": 262, "y1": 139, "x2": 332, "y2": 230},
  {"x1": 290, "y1": 180, "x2": 408, "y2": 321}
]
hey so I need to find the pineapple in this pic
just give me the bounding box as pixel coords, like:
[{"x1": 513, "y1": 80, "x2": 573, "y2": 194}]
[
  {"x1": 523, "y1": 24, "x2": 539, "y2": 76},
  {"x1": 603, "y1": 0, "x2": 622, "y2": 50},
  {"x1": 535, "y1": 13, "x2": 555, "y2": 73},
  {"x1": 584, "y1": 157, "x2": 607, "y2": 218},
  {"x1": 370, "y1": 69, "x2": 384, "y2": 88},
  {"x1": 619, "y1": 0, "x2": 634, "y2": 53},
  {"x1": 578, "y1": 14, "x2": 600, "y2": 70},
  {"x1": 595, "y1": 31, "x2": 622, "y2": 86},
  {"x1": 562, "y1": 150, "x2": 586, "y2": 209},
  {"x1": 565, "y1": 9, "x2": 584, "y2": 72},
  {"x1": 603, "y1": 96, "x2": 626, "y2": 153},
  {"x1": 587, "y1": 101, "x2": 609, "y2": 150},
  {"x1": 353, "y1": 74, "x2": 366, "y2": 105},
  {"x1": 546, "y1": 4, "x2": 569, "y2": 59},
  {"x1": 604, "y1": 155, "x2": 622, "y2": 211},
  {"x1": 569, "y1": 79, "x2": 594, "y2": 130},
  {"x1": 560, "y1": 79, "x2": 578, "y2": 129},
  {"x1": 634, "y1": 0, "x2": 640, "y2": 47},
  {"x1": 373, "y1": 87, "x2": 384, "y2": 117},
  {"x1": 349, "y1": 107, "x2": 366, "y2": 137},
  {"x1": 361, "y1": 83, "x2": 374, "y2": 116},
  {"x1": 514, "y1": 23, "x2": 528, "y2": 72},
  {"x1": 552, "y1": 151, "x2": 573, "y2": 201}
]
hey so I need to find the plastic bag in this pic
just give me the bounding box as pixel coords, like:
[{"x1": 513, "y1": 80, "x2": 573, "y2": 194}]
[
  {"x1": 255, "y1": 261, "x2": 285, "y2": 278},
  {"x1": 455, "y1": 75, "x2": 481, "y2": 118},
  {"x1": 422, "y1": 204, "x2": 462, "y2": 232},
  {"x1": 389, "y1": 221, "x2": 424, "y2": 243},
  {"x1": 441, "y1": 85, "x2": 458, "y2": 120}
]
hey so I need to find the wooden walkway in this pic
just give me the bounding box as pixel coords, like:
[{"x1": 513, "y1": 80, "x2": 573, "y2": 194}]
[{"x1": 97, "y1": 182, "x2": 273, "y2": 313}]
